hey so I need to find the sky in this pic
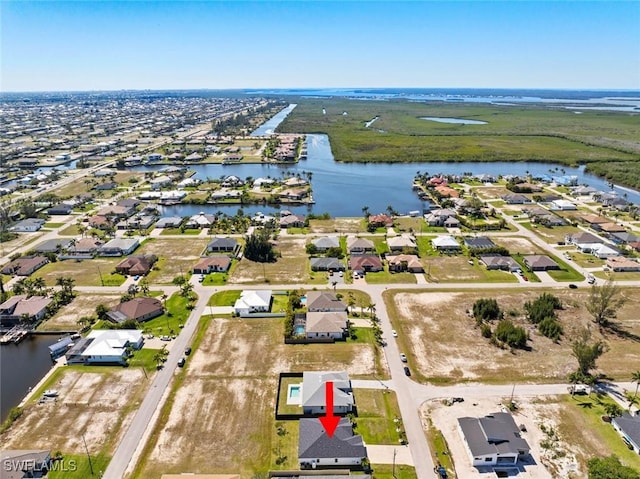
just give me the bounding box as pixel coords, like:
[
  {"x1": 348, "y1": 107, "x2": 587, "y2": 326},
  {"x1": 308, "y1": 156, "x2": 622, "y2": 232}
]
[{"x1": 1, "y1": 1, "x2": 639, "y2": 92}]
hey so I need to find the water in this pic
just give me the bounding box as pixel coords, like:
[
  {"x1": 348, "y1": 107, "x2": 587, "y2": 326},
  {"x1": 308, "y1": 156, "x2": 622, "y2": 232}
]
[
  {"x1": 129, "y1": 133, "x2": 640, "y2": 217},
  {"x1": 421, "y1": 117, "x2": 488, "y2": 125},
  {"x1": 250, "y1": 103, "x2": 297, "y2": 136},
  {"x1": 0, "y1": 335, "x2": 60, "y2": 421}
]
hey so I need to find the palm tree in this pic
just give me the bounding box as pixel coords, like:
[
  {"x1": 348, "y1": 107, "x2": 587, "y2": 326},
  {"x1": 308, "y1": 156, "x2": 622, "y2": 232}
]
[
  {"x1": 361, "y1": 206, "x2": 370, "y2": 219},
  {"x1": 632, "y1": 370, "x2": 640, "y2": 399},
  {"x1": 367, "y1": 302, "x2": 377, "y2": 320}
]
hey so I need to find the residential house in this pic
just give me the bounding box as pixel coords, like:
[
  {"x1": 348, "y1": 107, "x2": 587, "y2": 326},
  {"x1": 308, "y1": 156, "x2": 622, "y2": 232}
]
[
  {"x1": 8, "y1": 218, "x2": 45, "y2": 232},
  {"x1": 611, "y1": 412, "x2": 640, "y2": 454},
  {"x1": 432, "y1": 235, "x2": 461, "y2": 252},
  {"x1": 66, "y1": 238, "x2": 103, "y2": 256},
  {"x1": 88, "y1": 215, "x2": 111, "y2": 229},
  {"x1": 306, "y1": 291, "x2": 347, "y2": 312},
  {"x1": 233, "y1": 290, "x2": 273, "y2": 316},
  {"x1": 184, "y1": 152, "x2": 203, "y2": 162},
  {"x1": 117, "y1": 215, "x2": 156, "y2": 231},
  {"x1": 571, "y1": 185, "x2": 597, "y2": 197},
  {"x1": 116, "y1": 198, "x2": 141, "y2": 209},
  {"x1": 65, "y1": 329, "x2": 143, "y2": 365},
  {"x1": 523, "y1": 255, "x2": 560, "y2": 271},
  {"x1": 347, "y1": 237, "x2": 375, "y2": 255},
  {"x1": 207, "y1": 237, "x2": 239, "y2": 254},
  {"x1": 458, "y1": 412, "x2": 530, "y2": 467},
  {"x1": 0, "y1": 295, "x2": 52, "y2": 325},
  {"x1": 193, "y1": 256, "x2": 231, "y2": 274},
  {"x1": 149, "y1": 175, "x2": 172, "y2": 190},
  {"x1": 349, "y1": 255, "x2": 383, "y2": 273},
  {"x1": 0, "y1": 450, "x2": 52, "y2": 478},
  {"x1": 550, "y1": 199, "x2": 577, "y2": 210},
  {"x1": 115, "y1": 255, "x2": 157, "y2": 276},
  {"x1": 501, "y1": 193, "x2": 531, "y2": 204},
  {"x1": 444, "y1": 216, "x2": 461, "y2": 228},
  {"x1": 96, "y1": 204, "x2": 136, "y2": 219},
  {"x1": 279, "y1": 188, "x2": 308, "y2": 201},
  {"x1": 597, "y1": 223, "x2": 627, "y2": 234},
  {"x1": 280, "y1": 214, "x2": 306, "y2": 228},
  {"x1": 94, "y1": 181, "x2": 117, "y2": 191},
  {"x1": 592, "y1": 244, "x2": 620, "y2": 259},
  {"x1": 424, "y1": 208, "x2": 457, "y2": 226},
  {"x1": 185, "y1": 213, "x2": 216, "y2": 229},
  {"x1": 298, "y1": 417, "x2": 367, "y2": 469},
  {"x1": 1, "y1": 256, "x2": 49, "y2": 276},
  {"x1": 565, "y1": 232, "x2": 603, "y2": 247},
  {"x1": 387, "y1": 235, "x2": 417, "y2": 252},
  {"x1": 580, "y1": 214, "x2": 609, "y2": 227},
  {"x1": 480, "y1": 256, "x2": 520, "y2": 272},
  {"x1": 301, "y1": 371, "x2": 354, "y2": 415},
  {"x1": 154, "y1": 216, "x2": 184, "y2": 229},
  {"x1": 310, "y1": 257, "x2": 345, "y2": 272},
  {"x1": 305, "y1": 311, "x2": 349, "y2": 339},
  {"x1": 106, "y1": 297, "x2": 164, "y2": 323},
  {"x1": 98, "y1": 238, "x2": 140, "y2": 256},
  {"x1": 48, "y1": 203, "x2": 73, "y2": 215},
  {"x1": 33, "y1": 239, "x2": 73, "y2": 254},
  {"x1": 387, "y1": 254, "x2": 424, "y2": 273},
  {"x1": 312, "y1": 236, "x2": 340, "y2": 252},
  {"x1": 368, "y1": 214, "x2": 393, "y2": 228},
  {"x1": 435, "y1": 184, "x2": 459, "y2": 198},
  {"x1": 606, "y1": 256, "x2": 640, "y2": 272},
  {"x1": 610, "y1": 232, "x2": 640, "y2": 245},
  {"x1": 283, "y1": 177, "x2": 308, "y2": 188},
  {"x1": 464, "y1": 237, "x2": 497, "y2": 250}
]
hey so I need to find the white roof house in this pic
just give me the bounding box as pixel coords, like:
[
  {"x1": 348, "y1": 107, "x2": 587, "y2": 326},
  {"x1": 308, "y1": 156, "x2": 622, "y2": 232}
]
[
  {"x1": 551, "y1": 199, "x2": 577, "y2": 210},
  {"x1": 593, "y1": 244, "x2": 621, "y2": 259},
  {"x1": 66, "y1": 330, "x2": 143, "y2": 365},
  {"x1": 234, "y1": 290, "x2": 273, "y2": 316},
  {"x1": 432, "y1": 235, "x2": 461, "y2": 250}
]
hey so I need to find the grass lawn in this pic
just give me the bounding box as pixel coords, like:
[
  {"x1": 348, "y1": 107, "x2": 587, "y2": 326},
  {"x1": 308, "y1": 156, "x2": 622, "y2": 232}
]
[
  {"x1": 545, "y1": 255, "x2": 585, "y2": 282},
  {"x1": 416, "y1": 236, "x2": 438, "y2": 257},
  {"x1": 43, "y1": 222, "x2": 65, "y2": 228},
  {"x1": 567, "y1": 252, "x2": 606, "y2": 268},
  {"x1": 286, "y1": 227, "x2": 310, "y2": 234},
  {"x1": 355, "y1": 389, "x2": 404, "y2": 445},
  {"x1": 141, "y1": 293, "x2": 195, "y2": 336},
  {"x1": 159, "y1": 228, "x2": 202, "y2": 235},
  {"x1": 208, "y1": 289, "x2": 242, "y2": 306},
  {"x1": 230, "y1": 237, "x2": 310, "y2": 284},
  {"x1": 425, "y1": 256, "x2": 518, "y2": 283},
  {"x1": 59, "y1": 224, "x2": 80, "y2": 236},
  {"x1": 33, "y1": 258, "x2": 126, "y2": 287},
  {"x1": 48, "y1": 453, "x2": 111, "y2": 479},
  {"x1": 522, "y1": 223, "x2": 581, "y2": 244},
  {"x1": 365, "y1": 267, "x2": 417, "y2": 284},
  {"x1": 369, "y1": 464, "x2": 417, "y2": 479},
  {"x1": 594, "y1": 270, "x2": 640, "y2": 281},
  {"x1": 128, "y1": 348, "x2": 163, "y2": 372},
  {"x1": 557, "y1": 394, "x2": 640, "y2": 472},
  {"x1": 424, "y1": 418, "x2": 456, "y2": 479}
]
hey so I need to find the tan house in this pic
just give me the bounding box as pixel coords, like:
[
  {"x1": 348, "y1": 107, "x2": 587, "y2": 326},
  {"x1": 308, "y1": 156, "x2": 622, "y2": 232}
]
[
  {"x1": 193, "y1": 256, "x2": 231, "y2": 274},
  {"x1": 387, "y1": 254, "x2": 424, "y2": 273},
  {"x1": 0, "y1": 295, "x2": 52, "y2": 325},
  {"x1": 0, "y1": 256, "x2": 49, "y2": 276},
  {"x1": 107, "y1": 297, "x2": 164, "y2": 324}
]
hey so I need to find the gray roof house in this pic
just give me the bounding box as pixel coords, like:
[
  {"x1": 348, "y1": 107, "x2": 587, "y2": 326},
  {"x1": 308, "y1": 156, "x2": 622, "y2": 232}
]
[
  {"x1": 207, "y1": 237, "x2": 239, "y2": 253},
  {"x1": 0, "y1": 450, "x2": 52, "y2": 478},
  {"x1": 298, "y1": 417, "x2": 367, "y2": 469},
  {"x1": 33, "y1": 238, "x2": 73, "y2": 254},
  {"x1": 523, "y1": 255, "x2": 560, "y2": 271},
  {"x1": 9, "y1": 218, "x2": 45, "y2": 232},
  {"x1": 305, "y1": 311, "x2": 349, "y2": 340},
  {"x1": 458, "y1": 412, "x2": 530, "y2": 467},
  {"x1": 301, "y1": 371, "x2": 354, "y2": 415},
  {"x1": 154, "y1": 216, "x2": 183, "y2": 228},
  {"x1": 480, "y1": 256, "x2": 520, "y2": 272},
  {"x1": 465, "y1": 237, "x2": 497, "y2": 250},
  {"x1": 306, "y1": 291, "x2": 347, "y2": 312},
  {"x1": 312, "y1": 236, "x2": 340, "y2": 251},
  {"x1": 347, "y1": 237, "x2": 375, "y2": 254},
  {"x1": 98, "y1": 238, "x2": 140, "y2": 256},
  {"x1": 310, "y1": 257, "x2": 345, "y2": 272},
  {"x1": 612, "y1": 412, "x2": 640, "y2": 454}
]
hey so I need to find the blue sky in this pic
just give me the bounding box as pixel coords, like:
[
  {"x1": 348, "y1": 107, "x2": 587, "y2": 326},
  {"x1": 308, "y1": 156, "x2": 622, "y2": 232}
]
[{"x1": 1, "y1": 1, "x2": 639, "y2": 91}]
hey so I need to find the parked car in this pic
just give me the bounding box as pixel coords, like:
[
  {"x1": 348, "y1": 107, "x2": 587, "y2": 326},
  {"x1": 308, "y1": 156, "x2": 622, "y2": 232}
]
[
  {"x1": 198, "y1": 275, "x2": 204, "y2": 283},
  {"x1": 569, "y1": 283, "x2": 578, "y2": 289},
  {"x1": 404, "y1": 366, "x2": 411, "y2": 376},
  {"x1": 184, "y1": 347, "x2": 192, "y2": 356},
  {"x1": 177, "y1": 357, "x2": 186, "y2": 368},
  {"x1": 391, "y1": 329, "x2": 398, "y2": 338},
  {"x1": 400, "y1": 353, "x2": 407, "y2": 362}
]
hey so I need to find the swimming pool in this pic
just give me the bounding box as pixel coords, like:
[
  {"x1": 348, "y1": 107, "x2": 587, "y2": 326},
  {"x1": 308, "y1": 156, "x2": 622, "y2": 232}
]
[
  {"x1": 287, "y1": 384, "x2": 303, "y2": 405},
  {"x1": 294, "y1": 325, "x2": 305, "y2": 336}
]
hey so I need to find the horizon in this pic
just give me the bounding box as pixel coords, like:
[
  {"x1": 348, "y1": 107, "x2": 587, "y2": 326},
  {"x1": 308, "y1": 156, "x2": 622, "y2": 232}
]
[{"x1": 2, "y1": 1, "x2": 639, "y2": 92}]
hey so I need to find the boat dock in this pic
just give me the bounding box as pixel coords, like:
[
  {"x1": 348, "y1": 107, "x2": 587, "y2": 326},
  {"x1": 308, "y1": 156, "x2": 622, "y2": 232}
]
[{"x1": 0, "y1": 325, "x2": 30, "y2": 344}]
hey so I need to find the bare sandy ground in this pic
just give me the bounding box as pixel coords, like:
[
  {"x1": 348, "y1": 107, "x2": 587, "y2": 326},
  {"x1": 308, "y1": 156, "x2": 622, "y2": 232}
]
[
  {"x1": 1, "y1": 369, "x2": 148, "y2": 455},
  {"x1": 422, "y1": 395, "x2": 582, "y2": 479},
  {"x1": 493, "y1": 236, "x2": 540, "y2": 254},
  {"x1": 42, "y1": 293, "x2": 120, "y2": 331}
]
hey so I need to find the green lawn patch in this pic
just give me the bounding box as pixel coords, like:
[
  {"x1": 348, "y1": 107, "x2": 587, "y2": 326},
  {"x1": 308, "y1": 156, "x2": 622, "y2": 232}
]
[
  {"x1": 546, "y1": 255, "x2": 585, "y2": 282},
  {"x1": 355, "y1": 389, "x2": 404, "y2": 445},
  {"x1": 141, "y1": 293, "x2": 195, "y2": 336},
  {"x1": 48, "y1": 453, "x2": 111, "y2": 479},
  {"x1": 59, "y1": 225, "x2": 80, "y2": 236},
  {"x1": 43, "y1": 222, "x2": 65, "y2": 228},
  {"x1": 160, "y1": 228, "x2": 202, "y2": 235},
  {"x1": 208, "y1": 289, "x2": 242, "y2": 306},
  {"x1": 365, "y1": 268, "x2": 417, "y2": 284},
  {"x1": 369, "y1": 464, "x2": 417, "y2": 479},
  {"x1": 424, "y1": 418, "x2": 456, "y2": 478},
  {"x1": 416, "y1": 236, "x2": 439, "y2": 257}
]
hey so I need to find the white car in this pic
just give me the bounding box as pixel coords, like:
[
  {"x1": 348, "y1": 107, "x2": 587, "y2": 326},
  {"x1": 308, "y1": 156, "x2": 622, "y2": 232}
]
[
  {"x1": 400, "y1": 353, "x2": 407, "y2": 362},
  {"x1": 391, "y1": 330, "x2": 398, "y2": 337}
]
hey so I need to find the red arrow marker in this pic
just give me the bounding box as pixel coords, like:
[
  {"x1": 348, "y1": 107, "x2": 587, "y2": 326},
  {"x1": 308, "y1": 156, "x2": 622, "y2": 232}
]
[{"x1": 319, "y1": 380, "x2": 340, "y2": 437}]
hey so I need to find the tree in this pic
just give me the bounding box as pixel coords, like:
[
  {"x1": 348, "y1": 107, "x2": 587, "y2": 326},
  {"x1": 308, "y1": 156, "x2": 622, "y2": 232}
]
[
  {"x1": 524, "y1": 293, "x2": 562, "y2": 325},
  {"x1": 604, "y1": 402, "x2": 623, "y2": 419},
  {"x1": 180, "y1": 282, "x2": 193, "y2": 298},
  {"x1": 587, "y1": 455, "x2": 639, "y2": 479},
  {"x1": 361, "y1": 205, "x2": 370, "y2": 218},
  {"x1": 95, "y1": 303, "x2": 110, "y2": 321},
  {"x1": 472, "y1": 298, "x2": 502, "y2": 322},
  {"x1": 586, "y1": 279, "x2": 626, "y2": 328},
  {"x1": 244, "y1": 228, "x2": 276, "y2": 262},
  {"x1": 571, "y1": 328, "x2": 607, "y2": 377},
  {"x1": 632, "y1": 370, "x2": 640, "y2": 399},
  {"x1": 139, "y1": 278, "x2": 150, "y2": 296},
  {"x1": 495, "y1": 319, "x2": 528, "y2": 349}
]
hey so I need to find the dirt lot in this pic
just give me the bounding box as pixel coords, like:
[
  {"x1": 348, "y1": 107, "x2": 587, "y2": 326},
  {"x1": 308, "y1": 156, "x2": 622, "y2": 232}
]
[
  {"x1": 0, "y1": 368, "x2": 149, "y2": 455},
  {"x1": 231, "y1": 237, "x2": 309, "y2": 284},
  {"x1": 492, "y1": 236, "x2": 541, "y2": 255},
  {"x1": 308, "y1": 217, "x2": 365, "y2": 233},
  {"x1": 138, "y1": 238, "x2": 209, "y2": 283},
  {"x1": 474, "y1": 186, "x2": 511, "y2": 200},
  {"x1": 422, "y1": 395, "x2": 580, "y2": 479},
  {"x1": 41, "y1": 293, "x2": 121, "y2": 331},
  {"x1": 425, "y1": 256, "x2": 515, "y2": 283},
  {"x1": 387, "y1": 289, "x2": 640, "y2": 384},
  {"x1": 33, "y1": 257, "x2": 124, "y2": 286},
  {"x1": 136, "y1": 316, "x2": 386, "y2": 478}
]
